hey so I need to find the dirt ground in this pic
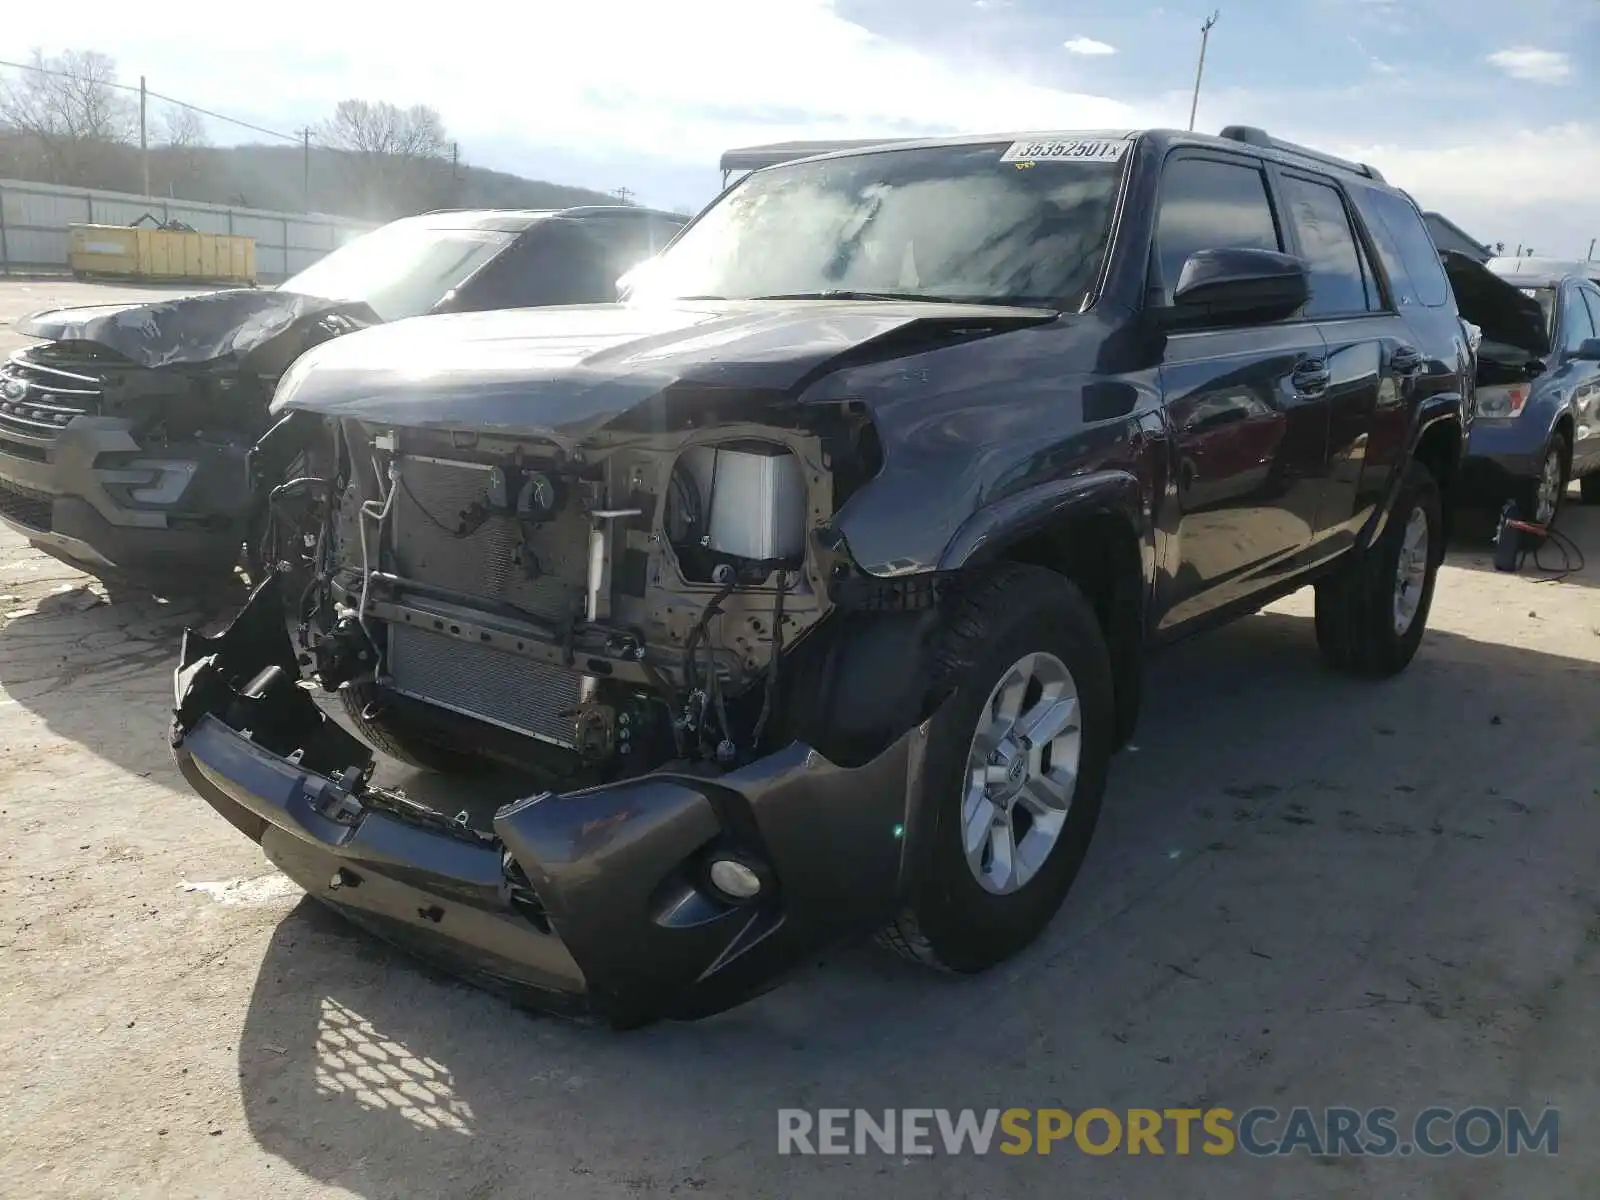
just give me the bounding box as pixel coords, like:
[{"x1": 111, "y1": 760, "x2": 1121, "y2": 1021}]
[{"x1": 2, "y1": 281, "x2": 1598, "y2": 1199}]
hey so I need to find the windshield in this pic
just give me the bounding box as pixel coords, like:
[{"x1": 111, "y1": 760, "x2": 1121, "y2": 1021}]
[
  {"x1": 628, "y1": 140, "x2": 1129, "y2": 309},
  {"x1": 278, "y1": 220, "x2": 516, "y2": 321},
  {"x1": 1518, "y1": 287, "x2": 1558, "y2": 338}
]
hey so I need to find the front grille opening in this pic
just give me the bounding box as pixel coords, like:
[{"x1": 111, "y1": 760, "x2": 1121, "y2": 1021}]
[
  {"x1": 0, "y1": 346, "x2": 109, "y2": 441},
  {"x1": 502, "y1": 851, "x2": 552, "y2": 933},
  {"x1": 0, "y1": 479, "x2": 53, "y2": 531},
  {"x1": 0, "y1": 436, "x2": 47, "y2": 463},
  {"x1": 386, "y1": 622, "x2": 585, "y2": 749}
]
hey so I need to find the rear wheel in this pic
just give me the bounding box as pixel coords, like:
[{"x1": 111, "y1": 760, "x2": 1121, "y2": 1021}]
[
  {"x1": 1579, "y1": 470, "x2": 1600, "y2": 505},
  {"x1": 1314, "y1": 459, "x2": 1442, "y2": 678},
  {"x1": 878, "y1": 563, "x2": 1115, "y2": 973}
]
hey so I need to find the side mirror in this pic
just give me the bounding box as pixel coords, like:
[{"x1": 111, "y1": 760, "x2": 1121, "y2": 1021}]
[
  {"x1": 1571, "y1": 337, "x2": 1600, "y2": 362},
  {"x1": 1160, "y1": 248, "x2": 1310, "y2": 328}
]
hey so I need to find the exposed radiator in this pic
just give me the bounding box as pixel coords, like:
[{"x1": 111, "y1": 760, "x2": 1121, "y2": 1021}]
[
  {"x1": 386, "y1": 622, "x2": 585, "y2": 748},
  {"x1": 390, "y1": 455, "x2": 587, "y2": 623}
]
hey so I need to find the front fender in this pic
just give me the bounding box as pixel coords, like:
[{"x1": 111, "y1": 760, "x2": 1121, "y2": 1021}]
[{"x1": 935, "y1": 468, "x2": 1149, "y2": 571}]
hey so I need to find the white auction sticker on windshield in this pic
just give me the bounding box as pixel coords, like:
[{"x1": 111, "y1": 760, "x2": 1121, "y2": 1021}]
[{"x1": 1000, "y1": 138, "x2": 1129, "y2": 163}]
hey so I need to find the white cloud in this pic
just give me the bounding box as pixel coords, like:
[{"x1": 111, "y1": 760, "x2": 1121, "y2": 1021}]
[
  {"x1": 1485, "y1": 47, "x2": 1571, "y2": 84},
  {"x1": 1, "y1": 0, "x2": 1593, "y2": 253},
  {"x1": 1064, "y1": 37, "x2": 1118, "y2": 56},
  {"x1": 1331, "y1": 123, "x2": 1600, "y2": 256},
  {"x1": 0, "y1": 0, "x2": 1163, "y2": 170}
]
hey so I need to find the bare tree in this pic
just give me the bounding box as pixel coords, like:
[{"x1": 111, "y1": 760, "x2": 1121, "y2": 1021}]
[
  {"x1": 319, "y1": 98, "x2": 451, "y2": 217},
  {"x1": 321, "y1": 99, "x2": 447, "y2": 158},
  {"x1": 159, "y1": 104, "x2": 207, "y2": 149},
  {"x1": 154, "y1": 103, "x2": 208, "y2": 196},
  {"x1": 0, "y1": 48, "x2": 135, "y2": 184}
]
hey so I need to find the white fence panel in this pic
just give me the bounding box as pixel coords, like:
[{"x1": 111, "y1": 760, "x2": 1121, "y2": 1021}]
[{"x1": 0, "y1": 177, "x2": 377, "y2": 281}]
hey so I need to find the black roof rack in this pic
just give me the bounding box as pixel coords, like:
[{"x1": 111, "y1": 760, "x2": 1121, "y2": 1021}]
[{"x1": 1218, "y1": 125, "x2": 1385, "y2": 182}]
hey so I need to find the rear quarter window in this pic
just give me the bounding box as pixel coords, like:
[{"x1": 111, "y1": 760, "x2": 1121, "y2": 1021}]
[{"x1": 1359, "y1": 188, "x2": 1452, "y2": 309}]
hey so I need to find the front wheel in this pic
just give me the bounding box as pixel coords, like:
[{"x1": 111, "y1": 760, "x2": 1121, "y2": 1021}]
[
  {"x1": 1519, "y1": 434, "x2": 1569, "y2": 528},
  {"x1": 1314, "y1": 459, "x2": 1443, "y2": 678},
  {"x1": 878, "y1": 563, "x2": 1116, "y2": 973}
]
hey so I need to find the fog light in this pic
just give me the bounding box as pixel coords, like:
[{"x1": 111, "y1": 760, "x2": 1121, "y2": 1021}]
[{"x1": 708, "y1": 857, "x2": 763, "y2": 901}]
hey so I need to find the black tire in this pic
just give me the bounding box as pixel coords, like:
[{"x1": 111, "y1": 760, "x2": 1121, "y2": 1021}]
[
  {"x1": 1516, "y1": 433, "x2": 1569, "y2": 528},
  {"x1": 1579, "y1": 471, "x2": 1600, "y2": 505},
  {"x1": 338, "y1": 681, "x2": 484, "y2": 774},
  {"x1": 878, "y1": 563, "x2": 1116, "y2": 973},
  {"x1": 1314, "y1": 459, "x2": 1442, "y2": 678}
]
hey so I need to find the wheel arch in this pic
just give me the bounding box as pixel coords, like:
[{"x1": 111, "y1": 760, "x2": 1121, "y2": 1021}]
[
  {"x1": 937, "y1": 471, "x2": 1150, "y2": 746},
  {"x1": 1550, "y1": 410, "x2": 1575, "y2": 461},
  {"x1": 1361, "y1": 395, "x2": 1462, "y2": 552}
]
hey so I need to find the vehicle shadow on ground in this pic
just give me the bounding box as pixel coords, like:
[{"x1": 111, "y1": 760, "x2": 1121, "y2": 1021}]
[
  {"x1": 0, "y1": 566, "x2": 247, "y2": 778},
  {"x1": 232, "y1": 611, "x2": 1600, "y2": 1199}
]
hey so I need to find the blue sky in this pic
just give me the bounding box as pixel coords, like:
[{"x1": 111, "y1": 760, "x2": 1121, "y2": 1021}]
[{"x1": 3, "y1": 0, "x2": 1597, "y2": 255}]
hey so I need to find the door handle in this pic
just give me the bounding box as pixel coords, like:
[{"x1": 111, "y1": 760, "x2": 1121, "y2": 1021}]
[
  {"x1": 1391, "y1": 345, "x2": 1424, "y2": 374},
  {"x1": 1292, "y1": 359, "x2": 1330, "y2": 395}
]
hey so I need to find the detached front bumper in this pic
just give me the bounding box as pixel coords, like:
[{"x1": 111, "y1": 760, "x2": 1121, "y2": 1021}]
[
  {"x1": 171, "y1": 576, "x2": 930, "y2": 1028},
  {"x1": 0, "y1": 417, "x2": 250, "y2": 577}
]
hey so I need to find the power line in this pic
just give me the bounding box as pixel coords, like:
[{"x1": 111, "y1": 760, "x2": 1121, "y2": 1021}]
[
  {"x1": 144, "y1": 87, "x2": 302, "y2": 144},
  {"x1": 0, "y1": 55, "x2": 305, "y2": 144}
]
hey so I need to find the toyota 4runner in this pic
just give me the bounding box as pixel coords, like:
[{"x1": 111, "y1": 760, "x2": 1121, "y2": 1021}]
[{"x1": 171, "y1": 125, "x2": 1475, "y2": 1028}]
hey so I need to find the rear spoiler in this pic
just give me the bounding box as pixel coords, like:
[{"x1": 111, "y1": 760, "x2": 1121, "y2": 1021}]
[{"x1": 717, "y1": 138, "x2": 906, "y2": 187}]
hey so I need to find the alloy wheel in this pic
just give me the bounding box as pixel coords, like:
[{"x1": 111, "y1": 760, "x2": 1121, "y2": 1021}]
[{"x1": 960, "y1": 651, "x2": 1083, "y2": 896}]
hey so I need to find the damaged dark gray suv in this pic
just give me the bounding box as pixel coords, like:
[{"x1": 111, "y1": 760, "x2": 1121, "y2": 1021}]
[{"x1": 171, "y1": 127, "x2": 1472, "y2": 1027}]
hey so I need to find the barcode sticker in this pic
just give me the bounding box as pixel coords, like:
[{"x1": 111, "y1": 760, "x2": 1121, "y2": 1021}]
[{"x1": 999, "y1": 138, "x2": 1129, "y2": 163}]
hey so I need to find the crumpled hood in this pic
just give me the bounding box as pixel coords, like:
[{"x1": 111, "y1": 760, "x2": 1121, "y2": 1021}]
[
  {"x1": 15, "y1": 288, "x2": 382, "y2": 370},
  {"x1": 268, "y1": 299, "x2": 1055, "y2": 439},
  {"x1": 1442, "y1": 251, "x2": 1550, "y2": 357}
]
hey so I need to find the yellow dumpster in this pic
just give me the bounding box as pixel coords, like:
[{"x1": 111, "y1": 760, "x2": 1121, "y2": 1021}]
[
  {"x1": 66, "y1": 224, "x2": 140, "y2": 278},
  {"x1": 67, "y1": 224, "x2": 257, "y2": 285}
]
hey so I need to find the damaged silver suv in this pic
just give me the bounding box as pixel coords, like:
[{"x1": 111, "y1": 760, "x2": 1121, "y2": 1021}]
[{"x1": 173, "y1": 127, "x2": 1469, "y2": 1027}]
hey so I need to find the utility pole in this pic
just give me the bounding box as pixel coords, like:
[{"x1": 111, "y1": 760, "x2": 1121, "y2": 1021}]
[
  {"x1": 302, "y1": 128, "x2": 312, "y2": 212},
  {"x1": 614, "y1": 186, "x2": 634, "y2": 204},
  {"x1": 451, "y1": 141, "x2": 459, "y2": 181},
  {"x1": 139, "y1": 75, "x2": 150, "y2": 198},
  {"x1": 1588, "y1": 237, "x2": 1596, "y2": 262},
  {"x1": 1188, "y1": 10, "x2": 1220, "y2": 133}
]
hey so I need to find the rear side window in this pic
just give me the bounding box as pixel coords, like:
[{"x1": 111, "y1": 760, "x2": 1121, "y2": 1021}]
[
  {"x1": 1361, "y1": 189, "x2": 1451, "y2": 308},
  {"x1": 1279, "y1": 175, "x2": 1376, "y2": 316},
  {"x1": 1154, "y1": 157, "x2": 1282, "y2": 304},
  {"x1": 1561, "y1": 287, "x2": 1597, "y2": 352},
  {"x1": 1583, "y1": 289, "x2": 1600, "y2": 340},
  {"x1": 577, "y1": 215, "x2": 656, "y2": 286},
  {"x1": 502, "y1": 222, "x2": 618, "y2": 306}
]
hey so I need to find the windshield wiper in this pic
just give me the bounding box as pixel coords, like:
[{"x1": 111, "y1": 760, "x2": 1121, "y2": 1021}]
[{"x1": 745, "y1": 290, "x2": 954, "y2": 303}]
